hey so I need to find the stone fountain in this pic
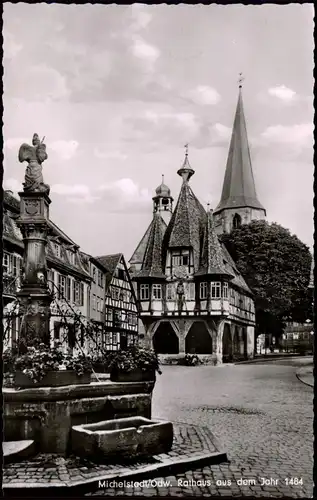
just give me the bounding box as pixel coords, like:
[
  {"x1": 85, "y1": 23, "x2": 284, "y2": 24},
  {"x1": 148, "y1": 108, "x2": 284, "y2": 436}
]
[{"x1": 3, "y1": 134, "x2": 171, "y2": 460}]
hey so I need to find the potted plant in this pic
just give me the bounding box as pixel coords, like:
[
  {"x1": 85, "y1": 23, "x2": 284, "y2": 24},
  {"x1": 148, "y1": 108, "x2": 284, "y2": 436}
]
[
  {"x1": 109, "y1": 346, "x2": 162, "y2": 382},
  {"x1": 4, "y1": 343, "x2": 93, "y2": 388}
]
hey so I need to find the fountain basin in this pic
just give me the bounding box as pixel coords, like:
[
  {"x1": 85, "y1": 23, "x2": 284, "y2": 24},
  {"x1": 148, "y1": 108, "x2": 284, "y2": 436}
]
[{"x1": 71, "y1": 416, "x2": 173, "y2": 459}]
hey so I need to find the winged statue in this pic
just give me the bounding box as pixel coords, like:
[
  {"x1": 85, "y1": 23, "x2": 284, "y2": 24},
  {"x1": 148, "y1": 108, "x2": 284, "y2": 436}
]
[{"x1": 18, "y1": 133, "x2": 50, "y2": 194}]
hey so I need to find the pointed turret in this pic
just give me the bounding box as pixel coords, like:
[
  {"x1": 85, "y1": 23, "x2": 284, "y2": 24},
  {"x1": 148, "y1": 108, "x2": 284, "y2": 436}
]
[
  {"x1": 152, "y1": 174, "x2": 173, "y2": 225},
  {"x1": 177, "y1": 144, "x2": 195, "y2": 183},
  {"x1": 135, "y1": 212, "x2": 166, "y2": 279},
  {"x1": 214, "y1": 82, "x2": 266, "y2": 234},
  {"x1": 163, "y1": 149, "x2": 206, "y2": 272},
  {"x1": 195, "y1": 209, "x2": 233, "y2": 278}
]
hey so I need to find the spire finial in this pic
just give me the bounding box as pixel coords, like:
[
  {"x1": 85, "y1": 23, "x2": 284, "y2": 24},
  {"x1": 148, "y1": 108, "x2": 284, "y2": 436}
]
[
  {"x1": 238, "y1": 72, "x2": 245, "y2": 89},
  {"x1": 162, "y1": 174, "x2": 164, "y2": 184},
  {"x1": 184, "y1": 143, "x2": 189, "y2": 157},
  {"x1": 207, "y1": 202, "x2": 210, "y2": 211}
]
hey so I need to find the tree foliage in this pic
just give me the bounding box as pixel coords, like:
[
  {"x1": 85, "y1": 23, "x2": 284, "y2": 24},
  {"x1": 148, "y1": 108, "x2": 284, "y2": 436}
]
[{"x1": 220, "y1": 220, "x2": 312, "y2": 339}]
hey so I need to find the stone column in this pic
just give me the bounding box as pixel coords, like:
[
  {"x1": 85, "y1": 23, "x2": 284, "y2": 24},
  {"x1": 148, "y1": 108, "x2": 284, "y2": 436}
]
[{"x1": 16, "y1": 134, "x2": 53, "y2": 349}]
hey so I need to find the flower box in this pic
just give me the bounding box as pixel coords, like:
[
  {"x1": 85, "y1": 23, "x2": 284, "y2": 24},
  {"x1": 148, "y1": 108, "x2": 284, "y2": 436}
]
[
  {"x1": 14, "y1": 370, "x2": 91, "y2": 388},
  {"x1": 110, "y1": 368, "x2": 155, "y2": 383}
]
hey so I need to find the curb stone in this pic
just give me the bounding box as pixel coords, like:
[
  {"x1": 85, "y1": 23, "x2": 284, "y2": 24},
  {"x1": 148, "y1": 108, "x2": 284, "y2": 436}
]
[
  {"x1": 295, "y1": 366, "x2": 314, "y2": 387},
  {"x1": 3, "y1": 423, "x2": 227, "y2": 497}
]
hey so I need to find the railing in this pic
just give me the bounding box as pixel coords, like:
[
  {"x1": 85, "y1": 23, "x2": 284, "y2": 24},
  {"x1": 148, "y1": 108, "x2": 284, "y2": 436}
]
[{"x1": 3, "y1": 274, "x2": 20, "y2": 297}]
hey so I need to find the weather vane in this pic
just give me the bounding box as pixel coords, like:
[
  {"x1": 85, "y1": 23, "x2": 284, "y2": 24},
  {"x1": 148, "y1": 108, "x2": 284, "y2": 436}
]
[
  {"x1": 238, "y1": 72, "x2": 245, "y2": 89},
  {"x1": 162, "y1": 174, "x2": 165, "y2": 184},
  {"x1": 184, "y1": 143, "x2": 189, "y2": 157}
]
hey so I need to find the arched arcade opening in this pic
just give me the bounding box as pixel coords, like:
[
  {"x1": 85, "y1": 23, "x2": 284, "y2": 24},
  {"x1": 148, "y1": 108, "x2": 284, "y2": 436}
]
[
  {"x1": 185, "y1": 322, "x2": 213, "y2": 354},
  {"x1": 222, "y1": 323, "x2": 233, "y2": 363},
  {"x1": 152, "y1": 322, "x2": 179, "y2": 354}
]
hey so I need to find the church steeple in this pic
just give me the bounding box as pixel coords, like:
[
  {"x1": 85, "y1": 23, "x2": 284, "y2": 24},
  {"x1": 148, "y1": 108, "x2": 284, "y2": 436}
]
[{"x1": 214, "y1": 79, "x2": 266, "y2": 234}]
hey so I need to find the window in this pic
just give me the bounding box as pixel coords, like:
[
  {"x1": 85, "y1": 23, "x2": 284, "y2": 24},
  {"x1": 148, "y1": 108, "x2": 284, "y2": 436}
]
[
  {"x1": 293, "y1": 333, "x2": 299, "y2": 340},
  {"x1": 96, "y1": 297, "x2": 100, "y2": 312},
  {"x1": 65, "y1": 277, "x2": 71, "y2": 301},
  {"x1": 54, "y1": 243, "x2": 60, "y2": 258},
  {"x1": 106, "y1": 308, "x2": 113, "y2": 323},
  {"x1": 152, "y1": 284, "x2": 162, "y2": 300},
  {"x1": 113, "y1": 310, "x2": 121, "y2": 327},
  {"x1": 188, "y1": 283, "x2": 195, "y2": 300},
  {"x1": 118, "y1": 268, "x2": 125, "y2": 280},
  {"x1": 233, "y1": 213, "x2": 242, "y2": 229},
  {"x1": 222, "y1": 282, "x2": 228, "y2": 299},
  {"x1": 92, "y1": 267, "x2": 96, "y2": 283},
  {"x1": 12, "y1": 256, "x2": 18, "y2": 276},
  {"x1": 140, "y1": 284, "x2": 150, "y2": 300},
  {"x1": 172, "y1": 253, "x2": 189, "y2": 267},
  {"x1": 92, "y1": 294, "x2": 96, "y2": 310},
  {"x1": 58, "y1": 274, "x2": 66, "y2": 299},
  {"x1": 128, "y1": 313, "x2": 137, "y2": 326},
  {"x1": 73, "y1": 281, "x2": 84, "y2": 306},
  {"x1": 200, "y1": 282, "x2": 208, "y2": 299},
  {"x1": 111, "y1": 286, "x2": 120, "y2": 300},
  {"x1": 98, "y1": 270, "x2": 104, "y2": 287},
  {"x1": 166, "y1": 284, "x2": 173, "y2": 300},
  {"x1": 211, "y1": 282, "x2": 221, "y2": 298},
  {"x1": 100, "y1": 299, "x2": 104, "y2": 313},
  {"x1": 2, "y1": 252, "x2": 11, "y2": 274}
]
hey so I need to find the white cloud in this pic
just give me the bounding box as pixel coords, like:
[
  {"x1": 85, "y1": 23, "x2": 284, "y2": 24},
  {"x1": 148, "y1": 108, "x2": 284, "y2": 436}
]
[
  {"x1": 4, "y1": 178, "x2": 22, "y2": 194},
  {"x1": 50, "y1": 140, "x2": 79, "y2": 160},
  {"x1": 213, "y1": 123, "x2": 232, "y2": 140},
  {"x1": 261, "y1": 123, "x2": 313, "y2": 147},
  {"x1": 131, "y1": 4, "x2": 152, "y2": 30},
  {"x1": 98, "y1": 178, "x2": 151, "y2": 212},
  {"x1": 184, "y1": 85, "x2": 221, "y2": 106},
  {"x1": 3, "y1": 32, "x2": 23, "y2": 59},
  {"x1": 51, "y1": 183, "x2": 99, "y2": 204},
  {"x1": 132, "y1": 37, "x2": 160, "y2": 64},
  {"x1": 5, "y1": 138, "x2": 29, "y2": 150},
  {"x1": 268, "y1": 85, "x2": 296, "y2": 102},
  {"x1": 94, "y1": 148, "x2": 127, "y2": 161}
]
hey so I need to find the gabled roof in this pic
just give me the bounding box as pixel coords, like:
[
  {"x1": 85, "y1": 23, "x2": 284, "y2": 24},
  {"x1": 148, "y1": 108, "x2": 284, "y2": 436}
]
[
  {"x1": 163, "y1": 180, "x2": 206, "y2": 272},
  {"x1": 136, "y1": 212, "x2": 166, "y2": 279},
  {"x1": 95, "y1": 253, "x2": 123, "y2": 288},
  {"x1": 214, "y1": 89, "x2": 265, "y2": 214},
  {"x1": 195, "y1": 210, "x2": 233, "y2": 278},
  {"x1": 129, "y1": 217, "x2": 167, "y2": 267}
]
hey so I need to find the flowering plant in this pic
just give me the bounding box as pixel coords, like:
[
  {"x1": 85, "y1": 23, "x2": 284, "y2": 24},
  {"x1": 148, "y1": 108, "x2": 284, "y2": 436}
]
[
  {"x1": 3, "y1": 342, "x2": 93, "y2": 383},
  {"x1": 108, "y1": 346, "x2": 162, "y2": 374}
]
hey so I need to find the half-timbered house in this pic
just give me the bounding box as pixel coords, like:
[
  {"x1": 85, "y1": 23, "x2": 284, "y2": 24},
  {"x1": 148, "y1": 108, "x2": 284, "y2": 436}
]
[{"x1": 95, "y1": 254, "x2": 139, "y2": 350}]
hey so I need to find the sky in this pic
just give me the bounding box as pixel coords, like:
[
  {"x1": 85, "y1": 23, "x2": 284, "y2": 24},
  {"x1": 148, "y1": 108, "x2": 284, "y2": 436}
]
[{"x1": 3, "y1": 3, "x2": 314, "y2": 260}]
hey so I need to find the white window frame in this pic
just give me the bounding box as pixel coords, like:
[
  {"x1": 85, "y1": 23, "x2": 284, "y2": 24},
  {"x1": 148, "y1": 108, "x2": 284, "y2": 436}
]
[
  {"x1": 140, "y1": 284, "x2": 150, "y2": 300},
  {"x1": 111, "y1": 286, "x2": 120, "y2": 301},
  {"x1": 211, "y1": 282, "x2": 221, "y2": 299},
  {"x1": 188, "y1": 283, "x2": 195, "y2": 300},
  {"x1": 59, "y1": 274, "x2": 66, "y2": 299},
  {"x1": 3, "y1": 252, "x2": 11, "y2": 274},
  {"x1": 200, "y1": 282, "x2": 208, "y2": 299},
  {"x1": 222, "y1": 282, "x2": 228, "y2": 299},
  {"x1": 166, "y1": 284, "x2": 173, "y2": 300},
  {"x1": 54, "y1": 243, "x2": 60, "y2": 258},
  {"x1": 92, "y1": 294, "x2": 96, "y2": 311},
  {"x1": 152, "y1": 284, "x2": 162, "y2": 300}
]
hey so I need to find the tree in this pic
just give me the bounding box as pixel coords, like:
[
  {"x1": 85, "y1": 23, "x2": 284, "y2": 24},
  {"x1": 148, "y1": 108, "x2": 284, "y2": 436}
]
[{"x1": 220, "y1": 220, "x2": 312, "y2": 343}]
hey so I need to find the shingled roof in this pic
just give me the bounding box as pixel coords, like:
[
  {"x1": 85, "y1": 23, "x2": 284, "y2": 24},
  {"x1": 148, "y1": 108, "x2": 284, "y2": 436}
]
[
  {"x1": 136, "y1": 212, "x2": 166, "y2": 279},
  {"x1": 129, "y1": 217, "x2": 167, "y2": 268},
  {"x1": 195, "y1": 210, "x2": 233, "y2": 279},
  {"x1": 163, "y1": 181, "x2": 206, "y2": 272},
  {"x1": 214, "y1": 88, "x2": 265, "y2": 214}
]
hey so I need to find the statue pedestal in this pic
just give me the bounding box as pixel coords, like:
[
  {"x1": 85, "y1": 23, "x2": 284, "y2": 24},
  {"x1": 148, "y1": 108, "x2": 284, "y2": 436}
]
[
  {"x1": 4, "y1": 381, "x2": 154, "y2": 455},
  {"x1": 16, "y1": 191, "x2": 52, "y2": 347}
]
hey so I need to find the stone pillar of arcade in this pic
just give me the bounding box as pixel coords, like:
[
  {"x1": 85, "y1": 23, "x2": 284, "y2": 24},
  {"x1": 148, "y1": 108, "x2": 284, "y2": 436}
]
[{"x1": 15, "y1": 133, "x2": 52, "y2": 349}]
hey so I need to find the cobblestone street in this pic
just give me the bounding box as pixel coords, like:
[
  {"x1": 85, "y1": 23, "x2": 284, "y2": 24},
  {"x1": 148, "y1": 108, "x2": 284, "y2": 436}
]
[{"x1": 92, "y1": 357, "x2": 313, "y2": 497}]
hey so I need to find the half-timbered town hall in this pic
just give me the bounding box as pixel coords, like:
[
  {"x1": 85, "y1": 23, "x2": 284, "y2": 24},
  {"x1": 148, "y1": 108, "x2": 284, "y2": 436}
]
[{"x1": 129, "y1": 88, "x2": 265, "y2": 363}]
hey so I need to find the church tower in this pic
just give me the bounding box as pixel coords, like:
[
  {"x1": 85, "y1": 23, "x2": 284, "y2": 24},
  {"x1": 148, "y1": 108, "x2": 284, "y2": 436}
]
[
  {"x1": 214, "y1": 81, "x2": 266, "y2": 234},
  {"x1": 152, "y1": 175, "x2": 173, "y2": 226}
]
